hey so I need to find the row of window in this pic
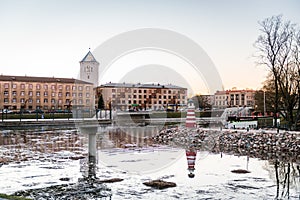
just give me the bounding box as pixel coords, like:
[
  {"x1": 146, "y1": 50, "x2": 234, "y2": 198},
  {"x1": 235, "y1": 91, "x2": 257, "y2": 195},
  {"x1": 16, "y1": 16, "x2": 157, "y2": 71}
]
[
  {"x1": 111, "y1": 94, "x2": 185, "y2": 99},
  {"x1": 2, "y1": 83, "x2": 90, "y2": 91},
  {"x1": 3, "y1": 91, "x2": 90, "y2": 98},
  {"x1": 112, "y1": 99, "x2": 185, "y2": 105},
  {"x1": 214, "y1": 100, "x2": 254, "y2": 106},
  {"x1": 3, "y1": 98, "x2": 90, "y2": 105},
  {"x1": 111, "y1": 88, "x2": 185, "y2": 94},
  {"x1": 215, "y1": 95, "x2": 254, "y2": 100}
]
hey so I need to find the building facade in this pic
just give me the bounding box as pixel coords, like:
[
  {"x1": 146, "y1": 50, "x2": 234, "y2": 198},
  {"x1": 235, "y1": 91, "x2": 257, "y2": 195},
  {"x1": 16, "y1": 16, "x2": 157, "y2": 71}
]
[
  {"x1": 214, "y1": 89, "x2": 255, "y2": 109},
  {"x1": 96, "y1": 83, "x2": 187, "y2": 111},
  {"x1": 0, "y1": 75, "x2": 93, "y2": 112}
]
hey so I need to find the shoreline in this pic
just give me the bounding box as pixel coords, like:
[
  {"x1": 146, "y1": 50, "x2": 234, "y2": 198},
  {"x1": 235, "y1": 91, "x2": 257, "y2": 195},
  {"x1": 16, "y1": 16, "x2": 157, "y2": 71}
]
[{"x1": 153, "y1": 127, "x2": 300, "y2": 163}]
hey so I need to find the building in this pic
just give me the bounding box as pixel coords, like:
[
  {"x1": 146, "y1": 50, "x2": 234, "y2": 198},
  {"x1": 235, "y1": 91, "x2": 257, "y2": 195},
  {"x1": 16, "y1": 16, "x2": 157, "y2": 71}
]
[
  {"x1": 96, "y1": 82, "x2": 187, "y2": 111},
  {"x1": 0, "y1": 75, "x2": 93, "y2": 112},
  {"x1": 214, "y1": 89, "x2": 255, "y2": 109},
  {"x1": 79, "y1": 50, "x2": 99, "y2": 87}
]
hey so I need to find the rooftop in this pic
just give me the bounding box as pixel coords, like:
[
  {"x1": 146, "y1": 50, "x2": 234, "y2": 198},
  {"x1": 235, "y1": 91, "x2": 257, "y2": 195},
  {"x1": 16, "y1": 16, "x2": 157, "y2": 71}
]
[
  {"x1": 0, "y1": 75, "x2": 93, "y2": 85},
  {"x1": 99, "y1": 82, "x2": 187, "y2": 89}
]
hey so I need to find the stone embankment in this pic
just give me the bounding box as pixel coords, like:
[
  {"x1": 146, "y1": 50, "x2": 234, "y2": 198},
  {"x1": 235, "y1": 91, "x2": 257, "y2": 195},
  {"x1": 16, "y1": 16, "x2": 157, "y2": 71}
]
[{"x1": 152, "y1": 127, "x2": 300, "y2": 162}]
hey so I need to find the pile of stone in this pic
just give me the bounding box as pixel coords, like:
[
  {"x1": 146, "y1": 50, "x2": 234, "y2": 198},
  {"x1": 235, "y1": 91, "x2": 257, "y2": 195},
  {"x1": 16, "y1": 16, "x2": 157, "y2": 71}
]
[
  {"x1": 152, "y1": 127, "x2": 218, "y2": 149},
  {"x1": 218, "y1": 131, "x2": 299, "y2": 153},
  {"x1": 13, "y1": 181, "x2": 112, "y2": 200},
  {"x1": 152, "y1": 127, "x2": 300, "y2": 162}
]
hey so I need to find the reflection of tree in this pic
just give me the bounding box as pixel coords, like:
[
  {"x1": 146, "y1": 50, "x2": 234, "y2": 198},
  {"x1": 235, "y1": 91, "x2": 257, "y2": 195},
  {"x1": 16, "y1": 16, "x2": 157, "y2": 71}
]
[{"x1": 268, "y1": 160, "x2": 299, "y2": 199}]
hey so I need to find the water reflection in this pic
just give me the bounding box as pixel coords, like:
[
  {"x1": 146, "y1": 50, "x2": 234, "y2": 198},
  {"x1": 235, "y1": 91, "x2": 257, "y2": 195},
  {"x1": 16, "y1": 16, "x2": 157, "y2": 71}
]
[{"x1": 0, "y1": 126, "x2": 299, "y2": 199}]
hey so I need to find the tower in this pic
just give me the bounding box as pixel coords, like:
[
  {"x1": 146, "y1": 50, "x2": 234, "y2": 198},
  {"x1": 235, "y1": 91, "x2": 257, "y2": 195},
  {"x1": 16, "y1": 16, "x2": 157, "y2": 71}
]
[
  {"x1": 185, "y1": 99, "x2": 196, "y2": 128},
  {"x1": 80, "y1": 50, "x2": 99, "y2": 87}
]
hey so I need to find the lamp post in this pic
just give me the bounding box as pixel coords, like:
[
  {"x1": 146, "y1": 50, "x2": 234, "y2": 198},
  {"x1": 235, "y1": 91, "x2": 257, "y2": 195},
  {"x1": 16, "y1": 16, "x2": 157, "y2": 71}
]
[
  {"x1": 68, "y1": 100, "x2": 72, "y2": 120},
  {"x1": 263, "y1": 90, "x2": 266, "y2": 116}
]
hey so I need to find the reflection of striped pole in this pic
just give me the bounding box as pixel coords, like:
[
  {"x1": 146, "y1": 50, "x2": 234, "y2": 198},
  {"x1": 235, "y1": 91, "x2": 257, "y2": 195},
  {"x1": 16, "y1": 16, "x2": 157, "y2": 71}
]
[
  {"x1": 186, "y1": 149, "x2": 197, "y2": 178},
  {"x1": 186, "y1": 99, "x2": 196, "y2": 128}
]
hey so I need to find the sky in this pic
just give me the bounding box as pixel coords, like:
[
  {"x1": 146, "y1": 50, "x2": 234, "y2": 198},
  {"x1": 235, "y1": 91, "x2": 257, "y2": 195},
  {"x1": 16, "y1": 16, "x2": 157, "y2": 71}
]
[{"x1": 0, "y1": 0, "x2": 300, "y2": 95}]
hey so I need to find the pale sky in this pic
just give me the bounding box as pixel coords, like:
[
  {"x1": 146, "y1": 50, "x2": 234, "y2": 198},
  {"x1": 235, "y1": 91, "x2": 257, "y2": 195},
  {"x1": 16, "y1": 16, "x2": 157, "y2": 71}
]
[{"x1": 0, "y1": 0, "x2": 300, "y2": 94}]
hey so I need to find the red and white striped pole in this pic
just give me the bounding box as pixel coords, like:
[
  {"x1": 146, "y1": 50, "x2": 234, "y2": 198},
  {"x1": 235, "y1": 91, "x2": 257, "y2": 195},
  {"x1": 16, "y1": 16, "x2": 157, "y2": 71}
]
[{"x1": 185, "y1": 99, "x2": 196, "y2": 128}]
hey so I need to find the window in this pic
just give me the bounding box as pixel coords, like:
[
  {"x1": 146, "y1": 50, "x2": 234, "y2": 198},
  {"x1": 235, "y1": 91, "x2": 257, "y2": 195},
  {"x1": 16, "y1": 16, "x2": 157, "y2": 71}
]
[
  {"x1": 29, "y1": 91, "x2": 33, "y2": 96},
  {"x1": 21, "y1": 84, "x2": 25, "y2": 89},
  {"x1": 52, "y1": 92, "x2": 55, "y2": 97},
  {"x1": 29, "y1": 84, "x2": 33, "y2": 89},
  {"x1": 44, "y1": 85, "x2": 48, "y2": 90},
  {"x1": 66, "y1": 92, "x2": 70, "y2": 97},
  {"x1": 20, "y1": 98, "x2": 25, "y2": 103},
  {"x1": 86, "y1": 93, "x2": 90, "y2": 98},
  {"x1": 86, "y1": 99, "x2": 90, "y2": 105},
  {"x1": 58, "y1": 92, "x2": 62, "y2": 97},
  {"x1": 58, "y1": 85, "x2": 63, "y2": 90},
  {"x1": 128, "y1": 94, "x2": 131, "y2": 98},
  {"x1": 44, "y1": 91, "x2": 48, "y2": 96},
  {"x1": 112, "y1": 89, "x2": 116, "y2": 93},
  {"x1": 44, "y1": 99, "x2": 48, "y2": 103},
  {"x1": 4, "y1": 98, "x2": 8, "y2": 103},
  {"x1": 36, "y1": 84, "x2": 41, "y2": 90},
  {"x1": 79, "y1": 99, "x2": 83, "y2": 104},
  {"x1": 72, "y1": 93, "x2": 77, "y2": 97},
  {"x1": 66, "y1": 85, "x2": 70, "y2": 91},
  {"x1": 139, "y1": 90, "x2": 142, "y2": 93},
  {"x1": 20, "y1": 91, "x2": 25, "y2": 96},
  {"x1": 36, "y1": 99, "x2": 40, "y2": 103},
  {"x1": 86, "y1": 86, "x2": 90, "y2": 91},
  {"x1": 51, "y1": 99, "x2": 55, "y2": 104},
  {"x1": 28, "y1": 99, "x2": 33, "y2": 103},
  {"x1": 78, "y1": 86, "x2": 83, "y2": 91},
  {"x1": 4, "y1": 91, "x2": 8, "y2": 96},
  {"x1": 79, "y1": 93, "x2": 83, "y2": 97},
  {"x1": 12, "y1": 84, "x2": 17, "y2": 89},
  {"x1": 58, "y1": 99, "x2": 62, "y2": 104},
  {"x1": 72, "y1": 99, "x2": 77, "y2": 104},
  {"x1": 36, "y1": 91, "x2": 40, "y2": 96},
  {"x1": 51, "y1": 85, "x2": 56, "y2": 90},
  {"x1": 12, "y1": 91, "x2": 17, "y2": 96},
  {"x1": 72, "y1": 86, "x2": 76, "y2": 91}
]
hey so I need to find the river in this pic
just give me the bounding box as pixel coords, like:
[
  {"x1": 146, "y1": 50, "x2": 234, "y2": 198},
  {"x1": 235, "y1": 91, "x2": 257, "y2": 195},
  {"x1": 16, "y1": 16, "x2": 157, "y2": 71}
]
[{"x1": 0, "y1": 125, "x2": 299, "y2": 199}]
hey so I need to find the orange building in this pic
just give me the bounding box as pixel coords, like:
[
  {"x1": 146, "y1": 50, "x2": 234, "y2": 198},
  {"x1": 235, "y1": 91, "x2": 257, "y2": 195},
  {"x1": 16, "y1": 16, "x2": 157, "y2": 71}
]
[{"x1": 0, "y1": 75, "x2": 93, "y2": 112}]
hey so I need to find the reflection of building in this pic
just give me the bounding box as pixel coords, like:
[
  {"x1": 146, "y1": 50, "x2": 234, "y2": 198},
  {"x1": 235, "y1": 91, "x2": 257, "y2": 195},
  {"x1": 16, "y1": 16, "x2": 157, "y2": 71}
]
[
  {"x1": 0, "y1": 75, "x2": 93, "y2": 111},
  {"x1": 96, "y1": 83, "x2": 187, "y2": 111},
  {"x1": 214, "y1": 89, "x2": 255, "y2": 109}
]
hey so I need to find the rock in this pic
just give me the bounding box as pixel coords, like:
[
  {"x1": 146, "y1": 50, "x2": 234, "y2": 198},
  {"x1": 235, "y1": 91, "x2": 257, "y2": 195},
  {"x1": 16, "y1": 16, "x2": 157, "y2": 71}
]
[
  {"x1": 231, "y1": 169, "x2": 251, "y2": 174},
  {"x1": 143, "y1": 179, "x2": 176, "y2": 189},
  {"x1": 59, "y1": 177, "x2": 70, "y2": 181},
  {"x1": 99, "y1": 178, "x2": 124, "y2": 183}
]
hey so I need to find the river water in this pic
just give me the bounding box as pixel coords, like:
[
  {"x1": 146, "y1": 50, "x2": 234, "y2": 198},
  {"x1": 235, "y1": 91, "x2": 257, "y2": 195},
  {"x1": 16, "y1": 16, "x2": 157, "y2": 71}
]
[{"x1": 0, "y1": 126, "x2": 299, "y2": 199}]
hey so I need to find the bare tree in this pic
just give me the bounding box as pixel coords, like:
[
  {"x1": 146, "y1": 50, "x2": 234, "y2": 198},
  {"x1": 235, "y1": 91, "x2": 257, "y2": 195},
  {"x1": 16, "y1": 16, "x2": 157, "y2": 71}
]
[{"x1": 255, "y1": 15, "x2": 299, "y2": 129}]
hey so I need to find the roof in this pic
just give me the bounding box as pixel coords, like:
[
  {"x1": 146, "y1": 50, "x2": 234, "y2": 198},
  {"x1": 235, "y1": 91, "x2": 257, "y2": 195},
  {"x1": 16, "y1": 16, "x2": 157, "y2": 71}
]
[
  {"x1": 0, "y1": 75, "x2": 93, "y2": 85},
  {"x1": 99, "y1": 82, "x2": 187, "y2": 90},
  {"x1": 80, "y1": 51, "x2": 98, "y2": 63}
]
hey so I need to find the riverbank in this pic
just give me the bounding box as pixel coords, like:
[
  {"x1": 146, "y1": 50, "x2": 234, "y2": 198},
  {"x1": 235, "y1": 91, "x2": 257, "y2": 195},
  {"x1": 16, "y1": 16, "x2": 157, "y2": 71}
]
[{"x1": 152, "y1": 127, "x2": 300, "y2": 163}]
